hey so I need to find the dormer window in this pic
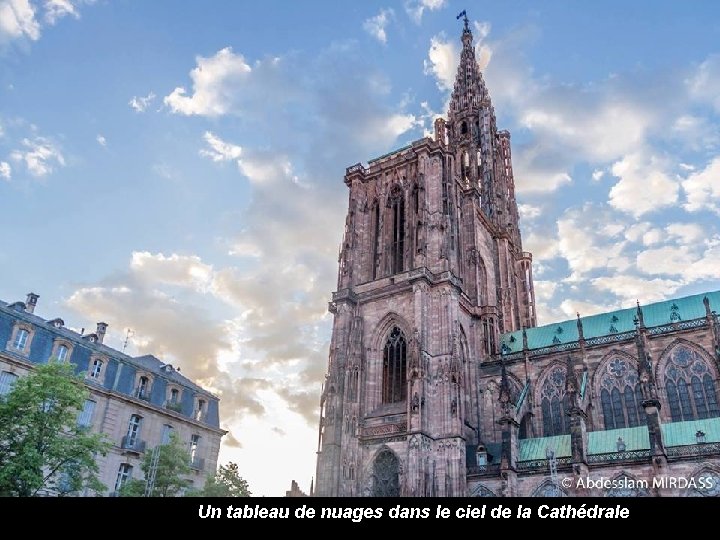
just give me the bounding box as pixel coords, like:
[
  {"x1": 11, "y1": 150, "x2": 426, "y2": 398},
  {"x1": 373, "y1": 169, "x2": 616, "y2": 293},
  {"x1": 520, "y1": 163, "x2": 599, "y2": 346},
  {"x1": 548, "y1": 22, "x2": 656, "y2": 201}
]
[
  {"x1": 165, "y1": 385, "x2": 183, "y2": 412},
  {"x1": 194, "y1": 398, "x2": 207, "y2": 421},
  {"x1": 132, "y1": 371, "x2": 154, "y2": 401},
  {"x1": 7, "y1": 324, "x2": 34, "y2": 356},
  {"x1": 88, "y1": 358, "x2": 104, "y2": 381},
  {"x1": 50, "y1": 318, "x2": 64, "y2": 329},
  {"x1": 136, "y1": 376, "x2": 149, "y2": 400},
  {"x1": 14, "y1": 329, "x2": 29, "y2": 350},
  {"x1": 57, "y1": 345, "x2": 68, "y2": 362}
]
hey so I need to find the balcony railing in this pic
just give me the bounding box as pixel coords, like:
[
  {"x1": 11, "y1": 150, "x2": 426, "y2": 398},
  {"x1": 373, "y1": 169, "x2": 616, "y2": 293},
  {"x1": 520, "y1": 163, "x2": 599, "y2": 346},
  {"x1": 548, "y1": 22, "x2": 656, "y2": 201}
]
[
  {"x1": 121, "y1": 435, "x2": 146, "y2": 453},
  {"x1": 190, "y1": 457, "x2": 205, "y2": 471},
  {"x1": 134, "y1": 389, "x2": 151, "y2": 402},
  {"x1": 165, "y1": 401, "x2": 183, "y2": 413}
]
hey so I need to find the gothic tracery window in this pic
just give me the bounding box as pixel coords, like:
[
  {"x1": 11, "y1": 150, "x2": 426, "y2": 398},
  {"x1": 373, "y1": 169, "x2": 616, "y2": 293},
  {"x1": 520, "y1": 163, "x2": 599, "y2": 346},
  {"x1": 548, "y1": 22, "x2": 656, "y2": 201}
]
[
  {"x1": 372, "y1": 449, "x2": 400, "y2": 497},
  {"x1": 382, "y1": 327, "x2": 407, "y2": 403},
  {"x1": 540, "y1": 366, "x2": 568, "y2": 437},
  {"x1": 599, "y1": 357, "x2": 646, "y2": 430},
  {"x1": 664, "y1": 345, "x2": 720, "y2": 422}
]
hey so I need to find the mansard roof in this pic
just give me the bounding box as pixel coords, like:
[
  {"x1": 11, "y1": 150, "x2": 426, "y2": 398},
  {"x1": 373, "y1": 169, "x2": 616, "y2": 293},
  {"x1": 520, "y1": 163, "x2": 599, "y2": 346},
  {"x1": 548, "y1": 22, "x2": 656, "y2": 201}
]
[
  {"x1": 501, "y1": 289, "x2": 720, "y2": 354},
  {"x1": 0, "y1": 298, "x2": 218, "y2": 400}
]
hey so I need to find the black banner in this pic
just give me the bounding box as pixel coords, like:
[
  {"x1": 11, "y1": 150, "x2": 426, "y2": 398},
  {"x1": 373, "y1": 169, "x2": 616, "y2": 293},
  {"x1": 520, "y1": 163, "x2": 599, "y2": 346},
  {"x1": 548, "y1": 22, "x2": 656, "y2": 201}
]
[{"x1": 7, "y1": 496, "x2": 716, "y2": 532}]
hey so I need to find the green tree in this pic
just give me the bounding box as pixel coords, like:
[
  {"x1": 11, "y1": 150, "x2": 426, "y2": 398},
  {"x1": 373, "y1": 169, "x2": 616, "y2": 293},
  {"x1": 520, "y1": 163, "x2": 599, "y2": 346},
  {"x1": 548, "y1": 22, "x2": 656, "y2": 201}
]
[
  {"x1": 120, "y1": 431, "x2": 191, "y2": 497},
  {"x1": 0, "y1": 361, "x2": 109, "y2": 496},
  {"x1": 195, "y1": 462, "x2": 251, "y2": 497}
]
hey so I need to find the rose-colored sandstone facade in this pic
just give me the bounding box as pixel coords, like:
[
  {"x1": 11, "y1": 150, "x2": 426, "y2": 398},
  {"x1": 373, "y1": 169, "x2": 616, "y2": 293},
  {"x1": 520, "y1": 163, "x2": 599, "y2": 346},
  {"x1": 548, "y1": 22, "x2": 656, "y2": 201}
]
[{"x1": 314, "y1": 18, "x2": 720, "y2": 497}]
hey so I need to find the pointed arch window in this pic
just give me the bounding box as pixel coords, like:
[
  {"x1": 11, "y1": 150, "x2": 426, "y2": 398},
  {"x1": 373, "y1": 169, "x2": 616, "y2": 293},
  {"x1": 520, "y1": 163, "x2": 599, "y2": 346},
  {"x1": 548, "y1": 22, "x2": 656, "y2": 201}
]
[
  {"x1": 599, "y1": 357, "x2": 646, "y2": 430},
  {"x1": 540, "y1": 366, "x2": 568, "y2": 437},
  {"x1": 482, "y1": 317, "x2": 496, "y2": 355},
  {"x1": 382, "y1": 327, "x2": 407, "y2": 404},
  {"x1": 372, "y1": 449, "x2": 399, "y2": 497},
  {"x1": 664, "y1": 345, "x2": 720, "y2": 422},
  {"x1": 390, "y1": 188, "x2": 405, "y2": 274}
]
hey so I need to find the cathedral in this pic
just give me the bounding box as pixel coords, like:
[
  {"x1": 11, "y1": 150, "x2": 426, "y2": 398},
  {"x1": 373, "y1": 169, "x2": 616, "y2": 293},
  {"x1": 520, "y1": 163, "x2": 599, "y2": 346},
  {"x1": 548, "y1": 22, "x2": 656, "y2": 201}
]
[{"x1": 314, "y1": 16, "x2": 720, "y2": 497}]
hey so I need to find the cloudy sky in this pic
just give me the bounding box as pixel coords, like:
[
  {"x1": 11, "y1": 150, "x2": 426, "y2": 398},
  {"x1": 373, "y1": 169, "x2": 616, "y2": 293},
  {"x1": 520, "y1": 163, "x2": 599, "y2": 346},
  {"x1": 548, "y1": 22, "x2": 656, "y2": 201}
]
[{"x1": 1, "y1": 0, "x2": 719, "y2": 496}]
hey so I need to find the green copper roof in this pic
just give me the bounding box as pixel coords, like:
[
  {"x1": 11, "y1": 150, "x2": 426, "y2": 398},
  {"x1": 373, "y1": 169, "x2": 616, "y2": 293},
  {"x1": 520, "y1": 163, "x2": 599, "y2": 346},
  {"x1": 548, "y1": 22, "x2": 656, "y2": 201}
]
[
  {"x1": 501, "y1": 289, "x2": 720, "y2": 354},
  {"x1": 367, "y1": 143, "x2": 414, "y2": 164},
  {"x1": 588, "y1": 426, "x2": 650, "y2": 454},
  {"x1": 518, "y1": 434, "x2": 570, "y2": 461},
  {"x1": 661, "y1": 417, "x2": 720, "y2": 447}
]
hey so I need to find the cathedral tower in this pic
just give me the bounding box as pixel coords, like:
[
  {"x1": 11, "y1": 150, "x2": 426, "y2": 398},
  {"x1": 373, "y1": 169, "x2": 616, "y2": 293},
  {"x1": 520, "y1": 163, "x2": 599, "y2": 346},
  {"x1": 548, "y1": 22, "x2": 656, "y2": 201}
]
[{"x1": 314, "y1": 15, "x2": 536, "y2": 497}]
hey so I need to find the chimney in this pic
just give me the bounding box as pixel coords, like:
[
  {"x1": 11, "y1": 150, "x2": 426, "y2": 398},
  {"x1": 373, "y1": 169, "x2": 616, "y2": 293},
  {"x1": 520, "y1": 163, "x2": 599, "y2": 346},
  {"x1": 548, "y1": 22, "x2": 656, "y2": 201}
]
[
  {"x1": 96, "y1": 322, "x2": 108, "y2": 344},
  {"x1": 25, "y1": 292, "x2": 39, "y2": 314}
]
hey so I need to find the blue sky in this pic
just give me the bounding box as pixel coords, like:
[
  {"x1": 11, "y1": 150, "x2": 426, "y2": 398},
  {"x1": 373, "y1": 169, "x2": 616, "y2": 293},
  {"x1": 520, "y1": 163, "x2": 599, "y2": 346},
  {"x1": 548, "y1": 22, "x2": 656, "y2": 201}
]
[{"x1": 1, "y1": 0, "x2": 719, "y2": 496}]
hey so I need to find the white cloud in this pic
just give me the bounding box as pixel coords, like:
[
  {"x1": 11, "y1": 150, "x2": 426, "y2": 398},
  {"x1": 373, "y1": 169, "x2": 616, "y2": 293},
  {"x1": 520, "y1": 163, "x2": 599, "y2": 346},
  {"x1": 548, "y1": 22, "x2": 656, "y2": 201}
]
[
  {"x1": 687, "y1": 54, "x2": 720, "y2": 112},
  {"x1": 518, "y1": 203, "x2": 541, "y2": 220},
  {"x1": 0, "y1": 0, "x2": 92, "y2": 45},
  {"x1": 682, "y1": 156, "x2": 720, "y2": 214},
  {"x1": 129, "y1": 92, "x2": 156, "y2": 113},
  {"x1": 363, "y1": 8, "x2": 393, "y2": 44},
  {"x1": 687, "y1": 243, "x2": 720, "y2": 281},
  {"x1": 636, "y1": 245, "x2": 693, "y2": 277},
  {"x1": 96, "y1": 134, "x2": 106, "y2": 146},
  {"x1": 666, "y1": 222, "x2": 704, "y2": 244},
  {"x1": 0, "y1": 0, "x2": 40, "y2": 42},
  {"x1": 520, "y1": 103, "x2": 652, "y2": 163},
  {"x1": 237, "y1": 152, "x2": 296, "y2": 186},
  {"x1": 559, "y1": 298, "x2": 620, "y2": 319},
  {"x1": 524, "y1": 231, "x2": 559, "y2": 261},
  {"x1": 591, "y1": 275, "x2": 683, "y2": 305},
  {"x1": 164, "y1": 47, "x2": 252, "y2": 116},
  {"x1": 592, "y1": 169, "x2": 605, "y2": 181},
  {"x1": 0, "y1": 160, "x2": 10, "y2": 179},
  {"x1": 556, "y1": 204, "x2": 631, "y2": 281},
  {"x1": 533, "y1": 280, "x2": 557, "y2": 303},
  {"x1": 512, "y1": 141, "x2": 573, "y2": 193},
  {"x1": 43, "y1": 0, "x2": 84, "y2": 25},
  {"x1": 200, "y1": 131, "x2": 242, "y2": 163},
  {"x1": 641, "y1": 229, "x2": 662, "y2": 246},
  {"x1": 423, "y1": 35, "x2": 458, "y2": 92},
  {"x1": 624, "y1": 222, "x2": 650, "y2": 243},
  {"x1": 405, "y1": 0, "x2": 446, "y2": 24},
  {"x1": 130, "y1": 251, "x2": 214, "y2": 293},
  {"x1": 9, "y1": 136, "x2": 64, "y2": 176},
  {"x1": 608, "y1": 150, "x2": 679, "y2": 217}
]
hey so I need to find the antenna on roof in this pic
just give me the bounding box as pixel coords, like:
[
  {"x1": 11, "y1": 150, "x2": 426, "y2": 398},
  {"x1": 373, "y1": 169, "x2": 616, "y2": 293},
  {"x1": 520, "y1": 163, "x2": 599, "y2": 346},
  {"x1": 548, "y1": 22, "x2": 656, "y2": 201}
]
[{"x1": 122, "y1": 328, "x2": 134, "y2": 353}]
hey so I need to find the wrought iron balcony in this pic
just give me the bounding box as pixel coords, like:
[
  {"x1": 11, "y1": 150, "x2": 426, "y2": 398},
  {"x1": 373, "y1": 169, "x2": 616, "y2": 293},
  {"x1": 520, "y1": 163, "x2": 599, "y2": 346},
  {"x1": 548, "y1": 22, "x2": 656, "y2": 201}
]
[
  {"x1": 165, "y1": 401, "x2": 183, "y2": 413},
  {"x1": 190, "y1": 457, "x2": 205, "y2": 471},
  {"x1": 121, "y1": 435, "x2": 146, "y2": 453},
  {"x1": 134, "y1": 388, "x2": 151, "y2": 402}
]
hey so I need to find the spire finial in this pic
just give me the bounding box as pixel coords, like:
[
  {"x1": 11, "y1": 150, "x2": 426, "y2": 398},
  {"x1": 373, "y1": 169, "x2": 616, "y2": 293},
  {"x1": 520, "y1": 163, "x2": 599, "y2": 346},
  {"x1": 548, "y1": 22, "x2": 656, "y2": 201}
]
[
  {"x1": 456, "y1": 9, "x2": 469, "y2": 32},
  {"x1": 636, "y1": 300, "x2": 645, "y2": 328},
  {"x1": 576, "y1": 312, "x2": 585, "y2": 341}
]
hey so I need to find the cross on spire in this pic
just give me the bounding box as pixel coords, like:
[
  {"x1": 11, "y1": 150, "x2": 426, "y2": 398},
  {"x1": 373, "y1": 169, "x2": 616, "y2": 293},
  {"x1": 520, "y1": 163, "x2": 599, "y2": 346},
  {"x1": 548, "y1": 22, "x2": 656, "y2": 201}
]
[{"x1": 456, "y1": 9, "x2": 470, "y2": 32}]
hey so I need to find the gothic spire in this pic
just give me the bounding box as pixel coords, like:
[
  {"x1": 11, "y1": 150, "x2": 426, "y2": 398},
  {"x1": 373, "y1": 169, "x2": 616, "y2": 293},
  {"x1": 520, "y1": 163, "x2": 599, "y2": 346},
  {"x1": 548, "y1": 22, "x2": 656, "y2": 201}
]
[{"x1": 448, "y1": 14, "x2": 490, "y2": 118}]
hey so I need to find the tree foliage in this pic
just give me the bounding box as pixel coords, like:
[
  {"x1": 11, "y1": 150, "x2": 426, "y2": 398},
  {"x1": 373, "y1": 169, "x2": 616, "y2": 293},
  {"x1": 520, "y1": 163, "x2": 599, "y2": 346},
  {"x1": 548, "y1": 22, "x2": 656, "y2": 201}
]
[
  {"x1": 0, "y1": 361, "x2": 109, "y2": 496},
  {"x1": 195, "y1": 462, "x2": 251, "y2": 497},
  {"x1": 120, "y1": 431, "x2": 191, "y2": 497}
]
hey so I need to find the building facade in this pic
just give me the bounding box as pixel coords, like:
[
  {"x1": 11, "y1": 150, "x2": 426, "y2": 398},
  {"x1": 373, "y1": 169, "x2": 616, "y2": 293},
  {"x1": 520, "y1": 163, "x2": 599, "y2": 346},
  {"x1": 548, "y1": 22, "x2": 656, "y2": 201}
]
[
  {"x1": 314, "y1": 17, "x2": 720, "y2": 497},
  {"x1": 0, "y1": 292, "x2": 225, "y2": 496}
]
